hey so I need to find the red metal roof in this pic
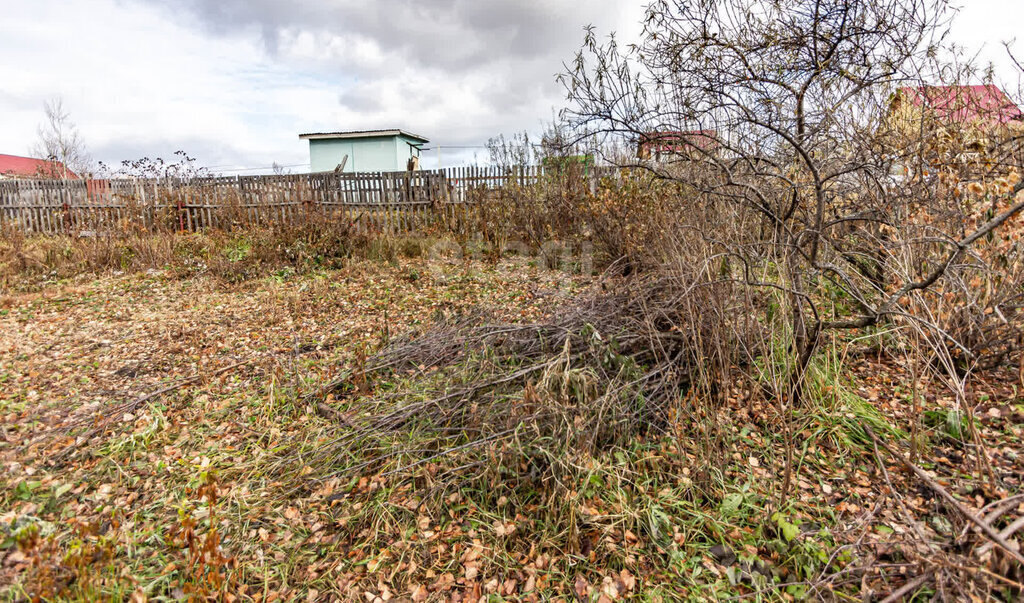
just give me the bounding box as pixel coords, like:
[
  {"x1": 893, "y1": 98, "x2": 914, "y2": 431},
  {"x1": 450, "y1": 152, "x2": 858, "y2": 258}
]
[
  {"x1": 638, "y1": 130, "x2": 720, "y2": 157},
  {"x1": 0, "y1": 154, "x2": 78, "y2": 179},
  {"x1": 895, "y1": 85, "x2": 1023, "y2": 127}
]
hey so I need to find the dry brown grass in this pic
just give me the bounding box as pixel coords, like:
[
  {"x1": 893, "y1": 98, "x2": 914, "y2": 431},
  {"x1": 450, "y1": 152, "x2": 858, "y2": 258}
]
[{"x1": 0, "y1": 217, "x2": 438, "y2": 290}]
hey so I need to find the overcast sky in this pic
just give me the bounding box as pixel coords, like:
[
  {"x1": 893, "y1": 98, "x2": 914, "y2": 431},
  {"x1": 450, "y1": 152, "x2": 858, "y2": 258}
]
[{"x1": 1, "y1": 0, "x2": 1021, "y2": 174}]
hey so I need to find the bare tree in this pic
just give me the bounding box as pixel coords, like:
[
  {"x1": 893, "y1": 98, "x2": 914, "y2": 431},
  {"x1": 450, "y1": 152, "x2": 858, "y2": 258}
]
[
  {"x1": 561, "y1": 0, "x2": 1024, "y2": 401},
  {"x1": 31, "y1": 96, "x2": 92, "y2": 178}
]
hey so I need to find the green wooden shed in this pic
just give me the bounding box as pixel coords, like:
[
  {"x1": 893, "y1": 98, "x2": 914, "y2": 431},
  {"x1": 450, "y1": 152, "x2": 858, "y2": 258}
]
[{"x1": 298, "y1": 129, "x2": 429, "y2": 173}]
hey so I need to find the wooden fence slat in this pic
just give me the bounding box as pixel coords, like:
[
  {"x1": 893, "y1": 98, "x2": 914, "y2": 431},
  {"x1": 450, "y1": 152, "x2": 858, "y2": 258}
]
[{"x1": 0, "y1": 165, "x2": 609, "y2": 236}]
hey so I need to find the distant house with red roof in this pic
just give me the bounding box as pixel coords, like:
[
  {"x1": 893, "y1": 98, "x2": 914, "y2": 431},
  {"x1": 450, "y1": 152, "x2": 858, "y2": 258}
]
[
  {"x1": 637, "y1": 130, "x2": 721, "y2": 161},
  {"x1": 887, "y1": 85, "x2": 1024, "y2": 179},
  {"x1": 890, "y1": 85, "x2": 1023, "y2": 131},
  {"x1": 0, "y1": 154, "x2": 78, "y2": 179}
]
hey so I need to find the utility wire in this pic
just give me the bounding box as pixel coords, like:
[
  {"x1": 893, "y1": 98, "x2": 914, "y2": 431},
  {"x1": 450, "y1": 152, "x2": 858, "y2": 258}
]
[{"x1": 203, "y1": 162, "x2": 310, "y2": 173}]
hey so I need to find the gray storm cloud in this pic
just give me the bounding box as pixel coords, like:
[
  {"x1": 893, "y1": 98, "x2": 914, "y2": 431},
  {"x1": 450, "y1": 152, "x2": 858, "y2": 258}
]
[
  {"x1": 131, "y1": 0, "x2": 627, "y2": 72},
  {"x1": 122, "y1": 0, "x2": 642, "y2": 153},
  {"x1": 0, "y1": 0, "x2": 644, "y2": 172}
]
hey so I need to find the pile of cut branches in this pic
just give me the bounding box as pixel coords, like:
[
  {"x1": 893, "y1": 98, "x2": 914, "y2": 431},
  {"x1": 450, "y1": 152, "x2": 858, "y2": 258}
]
[{"x1": 292, "y1": 266, "x2": 753, "y2": 498}]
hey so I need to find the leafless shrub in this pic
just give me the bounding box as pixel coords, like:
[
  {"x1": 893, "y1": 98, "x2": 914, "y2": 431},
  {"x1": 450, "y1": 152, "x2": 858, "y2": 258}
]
[{"x1": 557, "y1": 0, "x2": 1024, "y2": 391}]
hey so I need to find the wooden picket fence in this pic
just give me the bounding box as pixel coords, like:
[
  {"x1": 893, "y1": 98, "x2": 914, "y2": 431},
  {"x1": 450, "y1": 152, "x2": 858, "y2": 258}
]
[{"x1": 0, "y1": 165, "x2": 610, "y2": 236}]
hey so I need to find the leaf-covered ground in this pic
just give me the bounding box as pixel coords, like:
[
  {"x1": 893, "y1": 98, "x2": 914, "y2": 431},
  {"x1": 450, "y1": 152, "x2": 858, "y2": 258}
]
[
  {"x1": 0, "y1": 258, "x2": 587, "y2": 599},
  {"x1": 1, "y1": 257, "x2": 1023, "y2": 601}
]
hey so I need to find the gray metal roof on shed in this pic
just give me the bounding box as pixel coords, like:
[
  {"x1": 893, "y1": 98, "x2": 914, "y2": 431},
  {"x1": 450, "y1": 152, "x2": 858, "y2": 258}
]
[{"x1": 298, "y1": 129, "x2": 429, "y2": 143}]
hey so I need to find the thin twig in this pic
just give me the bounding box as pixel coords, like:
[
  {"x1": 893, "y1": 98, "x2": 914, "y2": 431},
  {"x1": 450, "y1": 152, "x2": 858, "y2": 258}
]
[
  {"x1": 866, "y1": 427, "x2": 1024, "y2": 567},
  {"x1": 976, "y1": 515, "x2": 1024, "y2": 558},
  {"x1": 878, "y1": 571, "x2": 933, "y2": 603},
  {"x1": 868, "y1": 425, "x2": 935, "y2": 548},
  {"x1": 957, "y1": 493, "x2": 1024, "y2": 541}
]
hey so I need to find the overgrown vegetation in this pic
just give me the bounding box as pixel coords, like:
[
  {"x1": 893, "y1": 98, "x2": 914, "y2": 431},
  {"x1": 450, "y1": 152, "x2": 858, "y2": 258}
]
[
  {"x1": 4, "y1": 0, "x2": 1024, "y2": 600},
  {"x1": 0, "y1": 217, "x2": 433, "y2": 288}
]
